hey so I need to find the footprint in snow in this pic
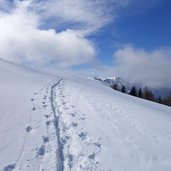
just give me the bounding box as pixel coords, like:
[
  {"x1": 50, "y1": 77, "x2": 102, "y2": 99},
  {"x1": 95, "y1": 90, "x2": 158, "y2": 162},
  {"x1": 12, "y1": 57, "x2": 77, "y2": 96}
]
[
  {"x1": 79, "y1": 117, "x2": 85, "y2": 121},
  {"x1": 70, "y1": 113, "x2": 76, "y2": 117},
  {"x1": 3, "y1": 163, "x2": 16, "y2": 171},
  {"x1": 93, "y1": 142, "x2": 101, "y2": 148},
  {"x1": 43, "y1": 96, "x2": 47, "y2": 100},
  {"x1": 42, "y1": 104, "x2": 47, "y2": 108},
  {"x1": 26, "y1": 126, "x2": 32, "y2": 132},
  {"x1": 78, "y1": 132, "x2": 87, "y2": 140},
  {"x1": 32, "y1": 107, "x2": 36, "y2": 111},
  {"x1": 88, "y1": 152, "x2": 95, "y2": 160},
  {"x1": 37, "y1": 145, "x2": 45, "y2": 156},
  {"x1": 42, "y1": 136, "x2": 49, "y2": 143},
  {"x1": 71, "y1": 122, "x2": 78, "y2": 127},
  {"x1": 62, "y1": 101, "x2": 66, "y2": 105},
  {"x1": 46, "y1": 121, "x2": 51, "y2": 126},
  {"x1": 44, "y1": 114, "x2": 50, "y2": 118}
]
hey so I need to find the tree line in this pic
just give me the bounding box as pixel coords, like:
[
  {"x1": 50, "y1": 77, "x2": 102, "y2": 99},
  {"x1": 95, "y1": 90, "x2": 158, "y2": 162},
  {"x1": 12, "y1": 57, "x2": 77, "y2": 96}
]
[{"x1": 112, "y1": 84, "x2": 171, "y2": 107}]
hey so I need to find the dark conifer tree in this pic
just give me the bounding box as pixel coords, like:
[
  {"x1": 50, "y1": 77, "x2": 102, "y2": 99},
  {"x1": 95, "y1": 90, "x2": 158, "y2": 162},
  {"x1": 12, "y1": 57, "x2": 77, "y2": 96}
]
[
  {"x1": 130, "y1": 86, "x2": 137, "y2": 96},
  {"x1": 143, "y1": 87, "x2": 154, "y2": 101},
  {"x1": 121, "y1": 85, "x2": 126, "y2": 93},
  {"x1": 163, "y1": 92, "x2": 171, "y2": 106},
  {"x1": 112, "y1": 83, "x2": 118, "y2": 91},
  {"x1": 158, "y1": 97, "x2": 162, "y2": 104},
  {"x1": 138, "y1": 88, "x2": 143, "y2": 98}
]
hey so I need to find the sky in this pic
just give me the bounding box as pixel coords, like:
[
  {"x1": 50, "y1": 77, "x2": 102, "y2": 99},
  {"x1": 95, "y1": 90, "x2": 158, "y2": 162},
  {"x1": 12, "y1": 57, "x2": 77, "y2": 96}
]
[{"x1": 0, "y1": 0, "x2": 171, "y2": 88}]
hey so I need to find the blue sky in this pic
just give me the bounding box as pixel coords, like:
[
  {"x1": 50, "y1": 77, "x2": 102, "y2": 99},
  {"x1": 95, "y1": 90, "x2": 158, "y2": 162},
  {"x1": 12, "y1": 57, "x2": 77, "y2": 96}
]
[
  {"x1": 91, "y1": 0, "x2": 171, "y2": 66},
  {"x1": 0, "y1": 0, "x2": 171, "y2": 88}
]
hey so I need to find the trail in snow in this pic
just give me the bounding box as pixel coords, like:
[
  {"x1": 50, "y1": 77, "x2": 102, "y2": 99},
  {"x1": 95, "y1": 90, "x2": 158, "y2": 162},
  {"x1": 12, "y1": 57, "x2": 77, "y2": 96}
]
[
  {"x1": 53, "y1": 79, "x2": 103, "y2": 171},
  {"x1": 50, "y1": 79, "x2": 64, "y2": 171}
]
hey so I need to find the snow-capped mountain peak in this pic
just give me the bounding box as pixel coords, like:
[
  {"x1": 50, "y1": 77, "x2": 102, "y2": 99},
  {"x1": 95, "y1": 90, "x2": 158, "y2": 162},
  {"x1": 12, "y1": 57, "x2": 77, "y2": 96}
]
[{"x1": 93, "y1": 76, "x2": 126, "y2": 89}]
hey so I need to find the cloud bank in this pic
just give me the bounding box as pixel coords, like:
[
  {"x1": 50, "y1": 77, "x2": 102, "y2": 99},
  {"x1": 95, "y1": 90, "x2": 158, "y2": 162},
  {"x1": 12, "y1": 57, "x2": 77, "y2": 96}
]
[
  {"x1": 0, "y1": 0, "x2": 99, "y2": 67},
  {"x1": 0, "y1": 0, "x2": 131, "y2": 67},
  {"x1": 113, "y1": 46, "x2": 171, "y2": 88},
  {"x1": 80, "y1": 45, "x2": 171, "y2": 89}
]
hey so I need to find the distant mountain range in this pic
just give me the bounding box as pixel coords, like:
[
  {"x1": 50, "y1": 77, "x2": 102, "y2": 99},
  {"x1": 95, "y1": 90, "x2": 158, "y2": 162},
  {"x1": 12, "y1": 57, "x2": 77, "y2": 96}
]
[
  {"x1": 93, "y1": 76, "x2": 126, "y2": 89},
  {"x1": 92, "y1": 76, "x2": 171, "y2": 98}
]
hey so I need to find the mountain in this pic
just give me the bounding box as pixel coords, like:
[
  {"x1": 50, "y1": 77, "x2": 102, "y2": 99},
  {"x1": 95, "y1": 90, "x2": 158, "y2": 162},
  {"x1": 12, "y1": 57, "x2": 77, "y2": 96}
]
[
  {"x1": 0, "y1": 59, "x2": 171, "y2": 171},
  {"x1": 93, "y1": 76, "x2": 127, "y2": 89},
  {"x1": 93, "y1": 76, "x2": 171, "y2": 98}
]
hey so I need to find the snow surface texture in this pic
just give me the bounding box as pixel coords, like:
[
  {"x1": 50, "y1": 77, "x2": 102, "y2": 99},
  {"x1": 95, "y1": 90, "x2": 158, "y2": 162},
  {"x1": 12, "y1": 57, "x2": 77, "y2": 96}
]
[{"x1": 0, "y1": 59, "x2": 171, "y2": 171}]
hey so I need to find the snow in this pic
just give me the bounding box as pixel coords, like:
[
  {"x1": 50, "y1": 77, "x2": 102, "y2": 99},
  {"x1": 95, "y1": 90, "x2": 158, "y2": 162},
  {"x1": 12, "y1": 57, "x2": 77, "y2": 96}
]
[
  {"x1": 0, "y1": 59, "x2": 58, "y2": 170},
  {"x1": 0, "y1": 59, "x2": 171, "y2": 171}
]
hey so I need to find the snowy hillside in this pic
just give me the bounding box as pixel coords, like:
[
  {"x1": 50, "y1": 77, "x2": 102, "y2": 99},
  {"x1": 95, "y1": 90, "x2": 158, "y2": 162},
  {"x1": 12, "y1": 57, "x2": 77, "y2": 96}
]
[{"x1": 0, "y1": 59, "x2": 171, "y2": 171}]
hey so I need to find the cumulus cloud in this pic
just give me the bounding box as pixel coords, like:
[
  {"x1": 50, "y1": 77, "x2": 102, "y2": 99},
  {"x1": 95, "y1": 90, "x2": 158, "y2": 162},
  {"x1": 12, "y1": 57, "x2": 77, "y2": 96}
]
[
  {"x1": 0, "y1": 0, "x2": 97, "y2": 67},
  {"x1": 113, "y1": 46, "x2": 171, "y2": 88},
  {"x1": 0, "y1": 0, "x2": 164, "y2": 68},
  {"x1": 0, "y1": 0, "x2": 130, "y2": 67}
]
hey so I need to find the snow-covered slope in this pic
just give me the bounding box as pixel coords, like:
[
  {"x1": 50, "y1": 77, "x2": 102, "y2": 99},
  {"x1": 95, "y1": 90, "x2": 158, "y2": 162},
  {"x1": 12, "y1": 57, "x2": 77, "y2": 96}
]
[
  {"x1": 0, "y1": 59, "x2": 59, "y2": 170},
  {"x1": 0, "y1": 59, "x2": 171, "y2": 171}
]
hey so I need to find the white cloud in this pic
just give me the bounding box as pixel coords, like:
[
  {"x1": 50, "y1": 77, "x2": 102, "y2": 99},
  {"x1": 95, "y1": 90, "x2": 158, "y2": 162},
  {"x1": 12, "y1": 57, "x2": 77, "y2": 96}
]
[
  {"x1": 112, "y1": 46, "x2": 171, "y2": 88},
  {"x1": 0, "y1": 0, "x2": 164, "y2": 68},
  {"x1": 0, "y1": 0, "x2": 96, "y2": 68},
  {"x1": 0, "y1": 0, "x2": 129, "y2": 67},
  {"x1": 76, "y1": 45, "x2": 171, "y2": 89},
  {"x1": 32, "y1": 0, "x2": 129, "y2": 34}
]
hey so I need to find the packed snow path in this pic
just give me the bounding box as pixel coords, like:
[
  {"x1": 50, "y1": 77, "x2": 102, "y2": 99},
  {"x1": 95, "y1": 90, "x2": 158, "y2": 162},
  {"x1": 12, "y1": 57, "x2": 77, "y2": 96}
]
[{"x1": 50, "y1": 79, "x2": 64, "y2": 171}]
